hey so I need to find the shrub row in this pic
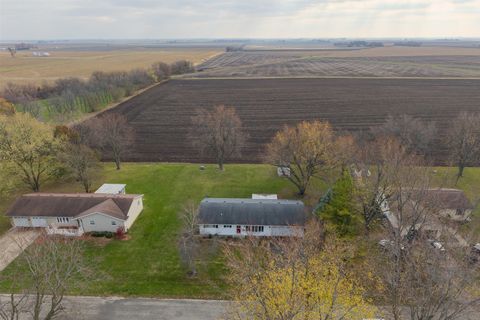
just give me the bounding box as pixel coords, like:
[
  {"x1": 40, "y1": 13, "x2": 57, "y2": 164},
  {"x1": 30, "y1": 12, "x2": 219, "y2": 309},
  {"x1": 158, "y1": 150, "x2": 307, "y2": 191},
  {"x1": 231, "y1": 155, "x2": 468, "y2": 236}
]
[{"x1": 1, "y1": 59, "x2": 195, "y2": 121}]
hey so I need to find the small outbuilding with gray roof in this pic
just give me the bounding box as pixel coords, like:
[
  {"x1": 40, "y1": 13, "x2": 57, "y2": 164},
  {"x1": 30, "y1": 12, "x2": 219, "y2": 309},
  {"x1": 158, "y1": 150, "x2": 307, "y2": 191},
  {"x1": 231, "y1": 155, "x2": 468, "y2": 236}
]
[{"x1": 198, "y1": 198, "x2": 305, "y2": 237}]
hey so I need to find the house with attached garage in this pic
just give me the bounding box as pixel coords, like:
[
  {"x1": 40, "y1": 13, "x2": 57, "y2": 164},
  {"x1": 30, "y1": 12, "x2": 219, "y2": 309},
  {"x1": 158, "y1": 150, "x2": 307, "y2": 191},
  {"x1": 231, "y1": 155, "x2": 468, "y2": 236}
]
[
  {"x1": 6, "y1": 193, "x2": 143, "y2": 236},
  {"x1": 198, "y1": 197, "x2": 305, "y2": 237},
  {"x1": 423, "y1": 188, "x2": 474, "y2": 222}
]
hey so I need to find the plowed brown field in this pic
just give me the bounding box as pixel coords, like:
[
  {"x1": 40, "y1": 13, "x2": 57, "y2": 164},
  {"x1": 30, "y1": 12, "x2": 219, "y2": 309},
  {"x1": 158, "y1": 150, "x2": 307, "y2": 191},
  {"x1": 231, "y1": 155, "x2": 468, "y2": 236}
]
[{"x1": 98, "y1": 78, "x2": 480, "y2": 163}]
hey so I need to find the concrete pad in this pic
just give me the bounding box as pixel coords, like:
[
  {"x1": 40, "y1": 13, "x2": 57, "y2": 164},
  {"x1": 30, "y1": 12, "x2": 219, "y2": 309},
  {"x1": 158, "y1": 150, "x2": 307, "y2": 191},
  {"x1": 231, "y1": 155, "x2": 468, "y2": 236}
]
[{"x1": 0, "y1": 228, "x2": 40, "y2": 271}]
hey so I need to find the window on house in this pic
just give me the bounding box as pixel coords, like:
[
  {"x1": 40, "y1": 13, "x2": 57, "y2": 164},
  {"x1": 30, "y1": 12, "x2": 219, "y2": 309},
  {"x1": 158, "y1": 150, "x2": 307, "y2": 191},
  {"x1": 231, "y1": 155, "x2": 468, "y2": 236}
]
[
  {"x1": 223, "y1": 225, "x2": 232, "y2": 228},
  {"x1": 90, "y1": 220, "x2": 95, "y2": 225},
  {"x1": 248, "y1": 226, "x2": 265, "y2": 233},
  {"x1": 112, "y1": 221, "x2": 117, "y2": 225}
]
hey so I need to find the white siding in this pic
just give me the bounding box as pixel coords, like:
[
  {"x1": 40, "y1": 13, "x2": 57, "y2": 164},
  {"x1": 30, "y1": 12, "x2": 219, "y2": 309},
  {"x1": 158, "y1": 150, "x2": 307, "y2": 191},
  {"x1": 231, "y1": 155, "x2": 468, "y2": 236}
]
[
  {"x1": 79, "y1": 213, "x2": 125, "y2": 233},
  {"x1": 439, "y1": 208, "x2": 472, "y2": 221},
  {"x1": 12, "y1": 216, "x2": 78, "y2": 228},
  {"x1": 199, "y1": 224, "x2": 304, "y2": 237},
  {"x1": 31, "y1": 217, "x2": 48, "y2": 227},
  {"x1": 12, "y1": 217, "x2": 30, "y2": 227},
  {"x1": 124, "y1": 196, "x2": 143, "y2": 231}
]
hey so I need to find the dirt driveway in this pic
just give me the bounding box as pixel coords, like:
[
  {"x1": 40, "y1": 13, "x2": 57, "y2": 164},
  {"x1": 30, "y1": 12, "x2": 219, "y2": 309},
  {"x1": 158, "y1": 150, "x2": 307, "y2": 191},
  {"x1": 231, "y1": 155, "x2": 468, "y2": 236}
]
[{"x1": 0, "y1": 228, "x2": 40, "y2": 271}]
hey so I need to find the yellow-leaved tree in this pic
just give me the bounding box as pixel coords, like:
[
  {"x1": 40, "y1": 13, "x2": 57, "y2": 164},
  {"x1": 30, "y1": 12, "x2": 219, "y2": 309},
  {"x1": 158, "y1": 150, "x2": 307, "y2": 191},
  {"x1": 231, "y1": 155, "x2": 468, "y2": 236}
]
[
  {"x1": 265, "y1": 121, "x2": 335, "y2": 195},
  {"x1": 225, "y1": 223, "x2": 378, "y2": 320},
  {"x1": 0, "y1": 113, "x2": 64, "y2": 192}
]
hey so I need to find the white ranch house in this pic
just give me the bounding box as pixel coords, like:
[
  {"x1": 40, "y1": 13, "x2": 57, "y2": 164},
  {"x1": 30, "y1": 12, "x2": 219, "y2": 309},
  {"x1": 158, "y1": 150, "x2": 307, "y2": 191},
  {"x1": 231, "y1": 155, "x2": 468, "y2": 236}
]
[
  {"x1": 198, "y1": 198, "x2": 305, "y2": 237},
  {"x1": 6, "y1": 193, "x2": 143, "y2": 236}
]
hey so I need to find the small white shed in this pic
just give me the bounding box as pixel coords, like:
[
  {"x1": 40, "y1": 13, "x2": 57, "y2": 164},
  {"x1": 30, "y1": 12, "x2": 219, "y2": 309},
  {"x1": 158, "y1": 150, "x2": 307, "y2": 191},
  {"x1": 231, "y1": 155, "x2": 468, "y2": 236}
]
[
  {"x1": 277, "y1": 166, "x2": 291, "y2": 177},
  {"x1": 252, "y1": 194, "x2": 278, "y2": 200},
  {"x1": 95, "y1": 184, "x2": 126, "y2": 194}
]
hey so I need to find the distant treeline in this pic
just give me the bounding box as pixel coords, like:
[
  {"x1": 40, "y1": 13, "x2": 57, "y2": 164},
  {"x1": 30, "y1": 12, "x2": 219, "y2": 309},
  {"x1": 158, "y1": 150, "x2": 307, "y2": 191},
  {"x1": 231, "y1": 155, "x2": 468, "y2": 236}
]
[
  {"x1": 225, "y1": 45, "x2": 245, "y2": 52},
  {"x1": 334, "y1": 41, "x2": 384, "y2": 48},
  {"x1": 393, "y1": 41, "x2": 423, "y2": 47},
  {"x1": 1, "y1": 60, "x2": 195, "y2": 122}
]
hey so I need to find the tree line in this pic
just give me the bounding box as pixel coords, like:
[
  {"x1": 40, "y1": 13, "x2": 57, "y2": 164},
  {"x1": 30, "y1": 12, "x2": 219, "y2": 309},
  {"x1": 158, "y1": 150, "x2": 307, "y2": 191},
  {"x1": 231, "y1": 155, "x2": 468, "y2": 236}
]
[
  {"x1": 188, "y1": 106, "x2": 480, "y2": 184},
  {"x1": 0, "y1": 59, "x2": 195, "y2": 122}
]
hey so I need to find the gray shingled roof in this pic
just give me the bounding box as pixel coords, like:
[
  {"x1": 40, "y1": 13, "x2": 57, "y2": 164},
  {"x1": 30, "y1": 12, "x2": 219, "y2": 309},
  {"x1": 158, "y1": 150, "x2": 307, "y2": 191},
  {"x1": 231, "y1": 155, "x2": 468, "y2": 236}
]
[
  {"x1": 425, "y1": 188, "x2": 474, "y2": 211},
  {"x1": 198, "y1": 198, "x2": 305, "y2": 226},
  {"x1": 6, "y1": 193, "x2": 142, "y2": 220}
]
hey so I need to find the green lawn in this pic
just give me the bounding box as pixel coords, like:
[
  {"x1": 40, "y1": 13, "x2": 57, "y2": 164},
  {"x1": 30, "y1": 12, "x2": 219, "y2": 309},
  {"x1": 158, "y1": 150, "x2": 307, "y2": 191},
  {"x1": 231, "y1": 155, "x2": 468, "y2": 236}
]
[
  {"x1": 0, "y1": 216, "x2": 10, "y2": 235},
  {"x1": 1, "y1": 163, "x2": 301, "y2": 298},
  {"x1": 0, "y1": 163, "x2": 478, "y2": 298}
]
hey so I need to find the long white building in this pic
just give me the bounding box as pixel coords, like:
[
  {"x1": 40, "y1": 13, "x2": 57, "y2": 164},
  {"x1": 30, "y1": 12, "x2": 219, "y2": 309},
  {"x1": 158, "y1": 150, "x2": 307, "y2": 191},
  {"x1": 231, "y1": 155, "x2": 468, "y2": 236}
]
[{"x1": 198, "y1": 198, "x2": 305, "y2": 237}]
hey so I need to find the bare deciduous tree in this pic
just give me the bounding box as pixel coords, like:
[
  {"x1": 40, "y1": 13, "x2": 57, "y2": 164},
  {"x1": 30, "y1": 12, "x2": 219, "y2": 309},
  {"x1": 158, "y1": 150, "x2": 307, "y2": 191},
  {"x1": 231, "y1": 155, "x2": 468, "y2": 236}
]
[
  {"x1": 7, "y1": 47, "x2": 16, "y2": 58},
  {"x1": 265, "y1": 121, "x2": 335, "y2": 195},
  {"x1": 445, "y1": 112, "x2": 480, "y2": 182},
  {"x1": 62, "y1": 143, "x2": 100, "y2": 193},
  {"x1": 402, "y1": 242, "x2": 480, "y2": 320},
  {"x1": 1, "y1": 83, "x2": 38, "y2": 105},
  {"x1": 0, "y1": 234, "x2": 89, "y2": 320},
  {"x1": 367, "y1": 140, "x2": 480, "y2": 319},
  {"x1": 373, "y1": 114, "x2": 437, "y2": 156},
  {"x1": 170, "y1": 60, "x2": 195, "y2": 75},
  {"x1": 352, "y1": 138, "x2": 415, "y2": 234},
  {"x1": 151, "y1": 62, "x2": 171, "y2": 81},
  {"x1": 88, "y1": 113, "x2": 134, "y2": 170},
  {"x1": 190, "y1": 105, "x2": 246, "y2": 171},
  {"x1": 384, "y1": 166, "x2": 433, "y2": 319},
  {"x1": 178, "y1": 201, "x2": 199, "y2": 277}
]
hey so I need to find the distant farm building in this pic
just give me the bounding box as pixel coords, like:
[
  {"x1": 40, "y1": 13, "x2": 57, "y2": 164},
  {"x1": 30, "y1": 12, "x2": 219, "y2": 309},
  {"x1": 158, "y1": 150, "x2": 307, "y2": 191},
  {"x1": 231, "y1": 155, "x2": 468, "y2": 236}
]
[
  {"x1": 198, "y1": 198, "x2": 305, "y2": 237},
  {"x1": 32, "y1": 51, "x2": 50, "y2": 57}
]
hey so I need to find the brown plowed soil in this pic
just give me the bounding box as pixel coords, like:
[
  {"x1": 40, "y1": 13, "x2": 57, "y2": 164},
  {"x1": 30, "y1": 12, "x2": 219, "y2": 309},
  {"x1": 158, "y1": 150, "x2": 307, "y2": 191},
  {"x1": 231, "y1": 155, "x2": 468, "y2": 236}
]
[{"x1": 97, "y1": 78, "x2": 480, "y2": 163}]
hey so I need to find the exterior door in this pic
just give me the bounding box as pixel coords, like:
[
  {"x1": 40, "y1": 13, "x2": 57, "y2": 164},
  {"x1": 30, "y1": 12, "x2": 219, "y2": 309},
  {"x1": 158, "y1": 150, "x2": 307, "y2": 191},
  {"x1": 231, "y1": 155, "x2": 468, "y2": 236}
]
[{"x1": 236, "y1": 226, "x2": 241, "y2": 234}]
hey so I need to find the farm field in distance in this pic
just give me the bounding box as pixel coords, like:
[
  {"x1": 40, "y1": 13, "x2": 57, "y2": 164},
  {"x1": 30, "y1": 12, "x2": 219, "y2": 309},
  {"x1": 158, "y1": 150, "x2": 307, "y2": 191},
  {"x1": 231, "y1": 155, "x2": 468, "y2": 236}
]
[
  {"x1": 97, "y1": 77, "x2": 480, "y2": 163},
  {"x1": 0, "y1": 47, "x2": 221, "y2": 88},
  {"x1": 193, "y1": 46, "x2": 480, "y2": 78}
]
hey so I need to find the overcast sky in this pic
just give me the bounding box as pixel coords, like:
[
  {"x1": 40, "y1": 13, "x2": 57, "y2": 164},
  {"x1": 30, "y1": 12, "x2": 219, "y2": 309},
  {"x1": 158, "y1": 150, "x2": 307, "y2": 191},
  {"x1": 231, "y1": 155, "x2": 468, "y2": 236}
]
[{"x1": 1, "y1": 0, "x2": 479, "y2": 40}]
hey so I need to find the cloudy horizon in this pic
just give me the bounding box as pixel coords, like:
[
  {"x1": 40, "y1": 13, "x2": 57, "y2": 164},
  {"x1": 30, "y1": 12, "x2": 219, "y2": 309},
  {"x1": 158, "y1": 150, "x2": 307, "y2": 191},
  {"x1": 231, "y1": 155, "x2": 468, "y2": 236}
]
[{"x1": 1, "y1": 0, "x2": 479, "y2": 40}]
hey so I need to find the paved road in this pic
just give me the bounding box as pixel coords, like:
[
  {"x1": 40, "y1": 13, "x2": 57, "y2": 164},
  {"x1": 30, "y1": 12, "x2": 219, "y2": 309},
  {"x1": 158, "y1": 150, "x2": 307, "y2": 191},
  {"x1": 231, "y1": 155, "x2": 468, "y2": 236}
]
[
  {"x1": 60, "y1": 296, "x2": 228, "y2": 320},
  {"x1": 2, "y1": 295, "x2": 478, "y2": 320},
  {"x1": 0, "y1": 228, "x2": 39, "y2": 271}
]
